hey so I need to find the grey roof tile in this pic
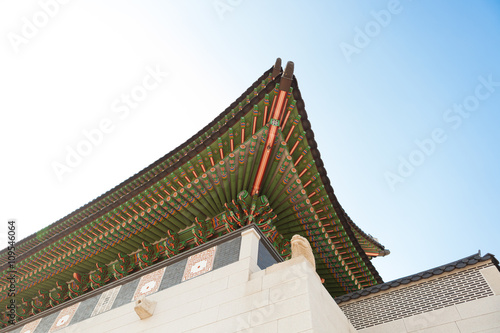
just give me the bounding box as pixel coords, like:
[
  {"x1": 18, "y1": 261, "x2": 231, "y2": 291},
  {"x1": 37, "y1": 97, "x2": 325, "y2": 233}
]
[{"x1": 335, "y1": 252, "x2": 498, "y2": 304}]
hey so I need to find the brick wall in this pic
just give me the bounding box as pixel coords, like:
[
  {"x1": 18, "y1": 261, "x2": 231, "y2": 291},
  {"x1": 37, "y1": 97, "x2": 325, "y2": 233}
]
[{"x1": 339, "y1": 263, "x2": 495, "y2": 330}]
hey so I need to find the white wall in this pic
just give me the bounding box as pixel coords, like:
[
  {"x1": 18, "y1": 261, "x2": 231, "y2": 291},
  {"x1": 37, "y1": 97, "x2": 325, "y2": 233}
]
[{"x1": 58, "y1": 228, "x2": 356, "y2": 333}]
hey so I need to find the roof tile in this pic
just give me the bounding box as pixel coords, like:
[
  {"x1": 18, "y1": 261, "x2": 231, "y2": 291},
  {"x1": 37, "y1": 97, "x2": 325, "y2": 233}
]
[{"x1": 335, "y1": 253, "x2": 498, "y2": 304}]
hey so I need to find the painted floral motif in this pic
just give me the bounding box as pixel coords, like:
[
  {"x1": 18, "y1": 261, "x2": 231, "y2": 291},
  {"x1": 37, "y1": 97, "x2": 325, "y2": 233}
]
[
  {"x1": 48, "y1": 302, "x2": 80, "y2": 332},
  {"x1": 140, "y1": 281, "x2": 156, "y2": 294},
  {"x1": 182, "y1": 246, "x2": 216, "y2": 281},
  {"x1": 56, "y1": 315, "x2": 70, "y2": 327},
  {"x1": 191, "y1": 260, "x2": 207, "y2": 273},
  {"x1": 20, "y1": 318, "x2": 41, "y2": 333},
  {"x1": 132, "y1": 267, "x2": 166, "y2": 300}
]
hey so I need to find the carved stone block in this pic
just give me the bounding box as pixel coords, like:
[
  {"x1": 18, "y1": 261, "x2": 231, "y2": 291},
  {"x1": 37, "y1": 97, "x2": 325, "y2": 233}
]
[{"x1": 134, "y1": 296, "x2": 156, "y2": 320}]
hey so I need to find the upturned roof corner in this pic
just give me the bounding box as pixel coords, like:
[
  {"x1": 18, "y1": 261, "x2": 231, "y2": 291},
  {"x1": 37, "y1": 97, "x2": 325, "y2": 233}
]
[{"x1": 0, "y1": 59, "x2": 388, "y2": 328}]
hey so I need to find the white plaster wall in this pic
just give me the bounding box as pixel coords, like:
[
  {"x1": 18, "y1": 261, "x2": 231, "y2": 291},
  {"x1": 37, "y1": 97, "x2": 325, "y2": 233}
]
[{"x1": 58, "y1": 230, "x2": 355, "y2": 333}]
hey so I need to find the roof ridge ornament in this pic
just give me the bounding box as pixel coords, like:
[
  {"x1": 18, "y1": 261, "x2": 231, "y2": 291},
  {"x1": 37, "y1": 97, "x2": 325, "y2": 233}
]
[
  {"x1": 251, "y1": 60, "x2": 294, "y2": 196},
  {"x1": 272, "y1": 58, "x2": 282, "y2": 79},
  {"x1": 280, "y1": 60, "x2": 294, "y2": 93}
]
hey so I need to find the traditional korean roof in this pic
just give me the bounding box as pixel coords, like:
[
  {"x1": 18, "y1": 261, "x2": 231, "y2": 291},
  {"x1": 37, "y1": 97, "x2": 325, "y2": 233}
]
[
  {"x1": 0, "y1": 59, "x2": 388, "y2": 327},
  {"x1": 335, "y1": 252, "x2": 499, "y2": 304}
]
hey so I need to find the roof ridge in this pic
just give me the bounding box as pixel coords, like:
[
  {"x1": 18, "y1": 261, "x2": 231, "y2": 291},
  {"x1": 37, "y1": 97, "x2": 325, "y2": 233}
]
[
  {"x1": 0, "y1": 66, "x2": 276, "y2": 259},
  {"x1": 335, "y1": 252, "x2": 497, "y2": 304}
]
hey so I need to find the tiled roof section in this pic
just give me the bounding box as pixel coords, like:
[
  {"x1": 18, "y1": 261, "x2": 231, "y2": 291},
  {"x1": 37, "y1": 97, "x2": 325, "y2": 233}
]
[
  {"x1": 345, "y1": 212, "x2": 386, "y2": 253},
  {"x1": 335, "y1": 252, "x2": 499, "y2": 304},
  {"x1": 0, "y1": 61, "x2": 389, "y2": 311},
  {"x1": 0, "y1": 66, "x2": 276, "y2": 264}
]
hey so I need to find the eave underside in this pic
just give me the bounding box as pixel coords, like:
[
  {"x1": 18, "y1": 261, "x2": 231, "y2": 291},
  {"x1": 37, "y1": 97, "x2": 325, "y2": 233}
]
[{"x1": 0, "y1": 63, "x2": 387, "y2": 327}]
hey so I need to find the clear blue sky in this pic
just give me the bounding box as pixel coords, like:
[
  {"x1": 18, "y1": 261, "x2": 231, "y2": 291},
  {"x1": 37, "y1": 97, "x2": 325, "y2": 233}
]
[{"x1": 1, "y1": 0, "x2": 499, "y2": 282}]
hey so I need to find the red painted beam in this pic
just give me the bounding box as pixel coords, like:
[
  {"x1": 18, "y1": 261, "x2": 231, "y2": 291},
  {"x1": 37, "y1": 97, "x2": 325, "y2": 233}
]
[{"x1": 251, "y1": 61, "x2": 294, "y2": 196}]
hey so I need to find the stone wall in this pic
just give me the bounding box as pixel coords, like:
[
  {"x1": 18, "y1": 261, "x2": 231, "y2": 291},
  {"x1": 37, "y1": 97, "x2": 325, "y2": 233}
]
[
  {"x1": 7, "y1": 227, "x2": 354, "y2": 333},
  {"x1": 340, "y1": 263, "x2": 500, "y2": 333}
]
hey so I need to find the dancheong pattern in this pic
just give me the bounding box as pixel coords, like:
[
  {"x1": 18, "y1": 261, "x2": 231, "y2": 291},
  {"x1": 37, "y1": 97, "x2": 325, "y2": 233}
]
[
  {"x1": 0, "y1": 59, "x2": 388, "y2": 329},
  {"x1": 132, "y1": 267, "x2": 166, "y2": 300},
  {"x1": 20, "y1": 318, "x2": 41, "y2": 333},
  {"x1": 182, "y1": 247, "x2": 217, "y2": 281},
  {"x1": 91, "y1": 285, "x2": 122, "y2": 317},
  {"x1": 48, "y1": 302, "x2": 80, "y2": 333}
]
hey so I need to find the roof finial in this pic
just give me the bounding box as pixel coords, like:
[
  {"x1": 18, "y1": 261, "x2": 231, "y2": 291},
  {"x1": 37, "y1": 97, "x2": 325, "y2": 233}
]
[
  {"x1": 272, "y1": 58, "x2": 282, "y2": 79},
  {"x1": 279, "y1": 61, "x2": 294, "y2": 93}
]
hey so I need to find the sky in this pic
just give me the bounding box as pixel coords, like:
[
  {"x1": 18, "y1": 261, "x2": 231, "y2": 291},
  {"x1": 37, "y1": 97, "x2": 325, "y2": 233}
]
[{"x1": 0, "y1": 0, "x2": 499, "y2": 282}]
